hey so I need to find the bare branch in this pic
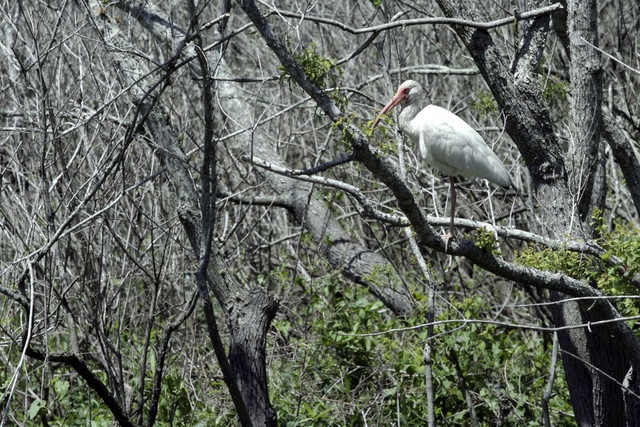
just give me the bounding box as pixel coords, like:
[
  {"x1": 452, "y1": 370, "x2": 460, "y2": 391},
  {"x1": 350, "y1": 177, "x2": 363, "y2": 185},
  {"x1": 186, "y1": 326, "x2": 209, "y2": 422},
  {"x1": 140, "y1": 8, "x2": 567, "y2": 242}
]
[
  {"x1": 247, "y1": 154, "x2": 407, "y2": 226},
  {"x1": 267, "y1": 3, "x2": 565, "y2": 34},
  {"x1": 24, "y1": 347, "x2": 135, "y2": 427},
  {"x1": 237, "y1": 0, "x2": 633, "y2": 304},
  {"x1": 603, "y1": 107, "x2": 640, "y2": 217},
  {"x1": 147, "y1": 291, "x2": 199, "y2": 427},
  {"x1": 248, "y1": 153, "x2": 636, "y2": 285}
]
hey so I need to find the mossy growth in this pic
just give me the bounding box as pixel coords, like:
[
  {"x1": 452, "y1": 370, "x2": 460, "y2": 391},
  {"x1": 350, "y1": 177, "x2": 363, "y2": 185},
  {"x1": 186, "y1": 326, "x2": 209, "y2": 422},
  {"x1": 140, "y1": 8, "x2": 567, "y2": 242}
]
[
  {"x1": 594, "y1": 212, "x2": 640, "y2": 320},
  {"x1": 516, "y1": 210, "x2": 640, "y2": 323},
  {"x1": 470, "y1": 90, "x2": 499, "y2": 117},
  {"x1": 279, "y1": 43, "x2": 347, "y2": 111},
  {"x1": 470, "y1": 226, "x2": 502, "y2": 255},
  {"x1": 542, "y1": 76, "x2": 569, "y2": 108}
]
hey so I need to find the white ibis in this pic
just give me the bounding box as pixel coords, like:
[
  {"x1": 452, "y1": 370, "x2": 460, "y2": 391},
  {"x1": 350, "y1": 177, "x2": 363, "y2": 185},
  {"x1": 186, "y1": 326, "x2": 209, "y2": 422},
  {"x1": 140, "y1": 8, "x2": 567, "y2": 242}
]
[{"x1": 372, "y1": 80, "x2": 511, "y2": 249}]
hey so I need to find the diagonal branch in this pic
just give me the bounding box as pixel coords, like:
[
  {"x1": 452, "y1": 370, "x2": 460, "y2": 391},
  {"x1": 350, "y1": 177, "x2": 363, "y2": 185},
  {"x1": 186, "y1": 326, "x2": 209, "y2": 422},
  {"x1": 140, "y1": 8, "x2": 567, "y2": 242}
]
[
  {"x1": 236, "y1": 0, "x2": 640, "y2": 308},
  {"x1": 247, "y1": 155, "x2": 407, "y2": 226},
  {"x1": 24, "y1": 346, "x2": 136, "y2": 427},
  {"x1": 249, "y1": 153, "x2": 639, "y2": 289}
]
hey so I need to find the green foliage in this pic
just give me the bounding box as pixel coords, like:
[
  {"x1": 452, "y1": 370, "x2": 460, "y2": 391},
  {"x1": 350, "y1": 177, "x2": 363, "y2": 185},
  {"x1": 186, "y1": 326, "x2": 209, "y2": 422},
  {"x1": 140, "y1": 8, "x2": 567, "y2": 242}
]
[
  {"x1": 319, "y1": 190, "x2": 345, "y2": 210},
  {"x1": 542, "y1": 76, "x2": 569, "y2": 108},
  {"x1": 16, "y1": 373, "x2": 113, "y2": 426},
  {"x1": 330, "y1": 116, "x2": 355, "y2": 151},
  {"x1": 374, "y1": 137, "x2": 399, "y2": 156},
  {"x1": 366, "y1": 114, "x2": 403, "y2": 156},
  {"x1": 269, "y1": 278, "x2": 574, "y2": 425},
  {"x1": 0, "y1": 326, "x2": 201, "y2": 426},
  {"x1": 470, "y1": 91, "x2": 499, "y2": 117},
  {"x1": 270, "y1": 277, "x2": 429, "y2": 426},
  {"x1": 364, "y1": 264, "x2": 402, "y2": 291},
  {"x1": 157, "y1": 371, "x2": 194, "y2": 426},
  {"x1": 279, "y1": 44, "x2": 347, "y2": 110},
  {"x1": 470, "y1": 226, "x2": 501, "y2": 255},
  {"x1": 283, "y1": 44, "x2": 334, "y2": 88},
  {"x1": 595, "y1": 217, "x2": 640, "y2": 320},
  {"x1": 433, "y1": 296, "x2": 574, "y2": 426},
  {"x1": 27, "y1": 399, "x2": 46, "y2": 420},
  {"x1": 516, "y1": 214, "x2": 640, "y2": 321},
  {"x1": 517, "y1": 246, "x2": 598, "y2": 281},
  {"x1": 366, "y1": 111, "x2": 392, "y2": 136}
]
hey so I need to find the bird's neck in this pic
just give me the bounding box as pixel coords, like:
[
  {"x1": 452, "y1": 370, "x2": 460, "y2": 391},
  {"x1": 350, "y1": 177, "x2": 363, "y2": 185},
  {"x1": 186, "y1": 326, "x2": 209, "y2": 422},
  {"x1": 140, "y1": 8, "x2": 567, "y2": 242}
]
[{"x1": 398, "y1": 102, "x2": 421, "y2": 131}]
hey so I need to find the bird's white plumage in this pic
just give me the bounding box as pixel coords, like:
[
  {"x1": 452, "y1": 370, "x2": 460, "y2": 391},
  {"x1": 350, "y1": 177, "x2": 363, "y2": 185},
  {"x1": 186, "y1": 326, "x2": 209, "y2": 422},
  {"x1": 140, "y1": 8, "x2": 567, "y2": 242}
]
[
  {"x1": 407, "y1": 105, "x2": 511, "y2": 188},
  {"x1": 380, "y1": 80, "x2": 511, "y2": 188},
  {"x1": 372, "y1": 80, "x2": 511, "y2": 249}
]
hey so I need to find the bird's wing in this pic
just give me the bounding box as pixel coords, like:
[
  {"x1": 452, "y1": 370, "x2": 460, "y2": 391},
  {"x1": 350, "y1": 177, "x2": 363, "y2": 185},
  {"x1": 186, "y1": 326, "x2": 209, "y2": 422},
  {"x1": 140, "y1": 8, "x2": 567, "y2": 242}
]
[{"x1": 414, "y1": 106, "x2": 511, "y2": 188}]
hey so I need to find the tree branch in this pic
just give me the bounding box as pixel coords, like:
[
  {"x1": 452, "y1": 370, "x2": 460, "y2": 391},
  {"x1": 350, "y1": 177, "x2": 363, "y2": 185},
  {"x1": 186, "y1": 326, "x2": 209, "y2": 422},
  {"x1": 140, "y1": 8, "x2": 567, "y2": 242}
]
[
  {"x1": 267, "y1": 3, "x2": 565, "y2": 34},
  {"x1": 146, "y1": 291, "x2": 199, "y2": 427},
  {"x1": 86, "y1": 2, "x2": 268, "y2": 425},
  {"x1": 24, "y1": 346, "x2": 135, "y2": 427},
  {"x1": 246, "y1": 155, "x2": 407, "y2": 226},
  {"x1": 237, "y1": 0, "x2": 639, "y2": 303},
  {"x1": 217, "y1": 191, "x2": 294, "y2": 209},
  {"x1": 602, "y1": 107, "x2": 640, "y2": 217},
  {"x1": 248, "y1": 153, "x2": 640, "y2": 288},
  {"x1": 511, "y1": 0, "x2": 552, "y2": 77}
]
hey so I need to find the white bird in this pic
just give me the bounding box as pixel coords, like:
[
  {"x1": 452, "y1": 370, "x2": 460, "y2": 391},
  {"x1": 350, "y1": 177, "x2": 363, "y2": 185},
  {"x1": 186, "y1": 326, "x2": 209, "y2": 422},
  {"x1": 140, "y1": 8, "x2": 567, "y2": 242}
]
[{"x1": 372, "y1": 80, "x2": 511, "y2": 250}]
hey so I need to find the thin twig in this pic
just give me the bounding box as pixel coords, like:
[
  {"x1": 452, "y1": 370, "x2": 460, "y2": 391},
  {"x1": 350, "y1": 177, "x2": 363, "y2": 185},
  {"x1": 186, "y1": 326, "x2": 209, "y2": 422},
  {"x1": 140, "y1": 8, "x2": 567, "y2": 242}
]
[
  {"x1": 246, "y1": 154, "x2": 407, "y2": 226},
  {"x1": 348, "y1": 311, "x2": 640, "y2": 338},
  {"x1": 541, "y1": 332, "x2": 559, "y2": 427}
]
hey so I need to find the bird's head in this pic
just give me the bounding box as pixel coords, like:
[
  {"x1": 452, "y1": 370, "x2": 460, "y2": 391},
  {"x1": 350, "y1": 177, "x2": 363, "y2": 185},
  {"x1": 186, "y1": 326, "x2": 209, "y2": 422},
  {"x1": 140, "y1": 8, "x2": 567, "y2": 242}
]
[{"x1": 372, "y1": 80, "x2": 425, "y2": 129}]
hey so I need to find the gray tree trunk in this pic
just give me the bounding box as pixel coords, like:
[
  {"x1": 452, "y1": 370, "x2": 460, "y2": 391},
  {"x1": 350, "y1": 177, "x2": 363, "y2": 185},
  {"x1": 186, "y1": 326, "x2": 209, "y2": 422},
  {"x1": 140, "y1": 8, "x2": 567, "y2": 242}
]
[
  {"x1": 88, "y1": 2, "x2": 278, "y2": 425},
  {"x1": 91, "y1": 2, "x2": 415, "y2": 426},
  {"x1": 435, "y1": 0, "x2": 640, "y2": 424}
]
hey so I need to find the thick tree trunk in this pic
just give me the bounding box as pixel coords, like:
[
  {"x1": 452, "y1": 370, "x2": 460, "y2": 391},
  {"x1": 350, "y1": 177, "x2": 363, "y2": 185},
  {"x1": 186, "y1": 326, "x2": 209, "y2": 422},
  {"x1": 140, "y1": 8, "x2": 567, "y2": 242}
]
[
  {"x1": 87, "y1": 3, "x2": 279, "y2": 425},
  {"x1": 554, "y1": 2, "x2": 624, "y2": 424},
  {"x1": 567, "y1": 0, "x2": 606, "y2": 223},
  {"x1": 552, "y1": 296, "x2": 630, "y2": 426},
  {"x1": 227, "y1": 289, "x2": 279, "y2": 427},
  {"x1": 434, "y1": 0, "x2": 574, "y2": 237},
  {"x1": 434, "y1": 0, "x2": 640, "y2": 424}
]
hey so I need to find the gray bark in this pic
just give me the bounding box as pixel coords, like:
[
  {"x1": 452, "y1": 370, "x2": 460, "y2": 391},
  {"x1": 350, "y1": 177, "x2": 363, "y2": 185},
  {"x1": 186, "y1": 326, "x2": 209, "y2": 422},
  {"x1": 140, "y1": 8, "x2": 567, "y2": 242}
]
[
  {"x1": 435, "y1": 0, "x2": 574, "y2": 238},
  {"x1": 554, "y1": 2, "x2": 625, "y2": 425},
  {"x1": 235, "y1": 0, "x2": 640, "y2": 314},
  {"x1": 88, "y1": 2, "x2": 276, "y2": 425},
  {"x1": 240, "y1": 138, "x2": 415, "y2": 314},
  {"x1": 623, "y1": 367, "x2": 640, "y2": 426},
  {"x1": 568, "y1": 0, "x2": 606, "y2": 223},
  {"x1": 226, "y1": 287, "x2": 279, "y2": 427},
  {"x1": 434, "y1": 0, "x2": 640, "y2": 425},
  {"x1": 602, "y1": 107, "x2": 640, "y2": 216},
  {"x1": 222, "y1": 2, "x2": 414, "y2": 315}
]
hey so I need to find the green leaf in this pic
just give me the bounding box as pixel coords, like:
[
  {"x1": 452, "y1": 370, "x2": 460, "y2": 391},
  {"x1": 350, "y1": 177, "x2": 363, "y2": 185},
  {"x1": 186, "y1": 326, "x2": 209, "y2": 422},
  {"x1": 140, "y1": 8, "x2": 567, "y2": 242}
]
[
  {"x1": 28, "y1": 399, "x2": 46, "y2": 420},
  {"x1": 53, "y1": 379, "x2": 70, "y2": 397}
]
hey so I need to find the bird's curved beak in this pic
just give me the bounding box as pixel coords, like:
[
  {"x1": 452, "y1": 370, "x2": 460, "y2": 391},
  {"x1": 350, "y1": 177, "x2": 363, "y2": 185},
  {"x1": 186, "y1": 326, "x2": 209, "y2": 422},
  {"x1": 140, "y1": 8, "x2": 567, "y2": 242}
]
[{"x1": 372, "y1": 91, "x2": 406, "y2": 129}]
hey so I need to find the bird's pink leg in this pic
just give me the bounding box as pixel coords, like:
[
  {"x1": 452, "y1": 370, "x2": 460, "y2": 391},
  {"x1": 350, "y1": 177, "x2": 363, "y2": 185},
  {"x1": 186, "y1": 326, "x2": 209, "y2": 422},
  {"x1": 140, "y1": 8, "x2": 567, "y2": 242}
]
[{"x1": 444, "y1": 176, "x2": 456, "y2": 251}]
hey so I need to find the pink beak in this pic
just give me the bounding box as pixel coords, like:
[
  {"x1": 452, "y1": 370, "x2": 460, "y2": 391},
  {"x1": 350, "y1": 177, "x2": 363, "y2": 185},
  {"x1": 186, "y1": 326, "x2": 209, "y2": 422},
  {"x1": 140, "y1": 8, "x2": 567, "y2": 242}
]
[{"x1": 372, "y1": 90, "x2": 407, "y2": 129}]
